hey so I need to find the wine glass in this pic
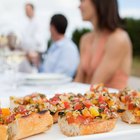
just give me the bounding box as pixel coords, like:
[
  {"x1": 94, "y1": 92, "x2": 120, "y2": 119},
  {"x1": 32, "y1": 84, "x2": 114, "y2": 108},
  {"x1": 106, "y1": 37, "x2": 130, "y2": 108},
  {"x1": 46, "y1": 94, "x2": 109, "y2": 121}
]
[{"x1": 4, "y1": 51, "x2": 26, "y2": 89}]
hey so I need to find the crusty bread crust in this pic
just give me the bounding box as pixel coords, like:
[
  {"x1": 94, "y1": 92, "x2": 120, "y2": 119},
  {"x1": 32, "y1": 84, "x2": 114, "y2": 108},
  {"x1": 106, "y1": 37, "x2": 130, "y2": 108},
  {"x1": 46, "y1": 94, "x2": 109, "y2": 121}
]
[
  {"x1": 58, "y1": 117, "x2": 117, "y2": 136},
  {"x1": 53, "y1": 111, "x2": 59, "y2": 123},
  {"x1": 0, "y1": 125, "x2": 8, "y2": 140},
  {"x1": 121, "y1": 111, "x2": 140, "y2": 124},
  {"x1": 9, "y1": 111, "x2": 53, "y2": 140},
  {"x1": 10, "y1": 98, "x2": 18, "y2": 111}
]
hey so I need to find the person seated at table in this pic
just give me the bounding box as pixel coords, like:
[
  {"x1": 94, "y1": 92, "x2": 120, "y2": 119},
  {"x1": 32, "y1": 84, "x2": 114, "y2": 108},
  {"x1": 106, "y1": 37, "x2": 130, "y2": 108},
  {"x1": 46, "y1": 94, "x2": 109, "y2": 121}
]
[
  {"x1": 28, "y1": 14, "x2": 80, "y2": 78},
  {"x1": 74, "y1": 0, "x2": 132, "y2": 89},
  {"x1": 40, "y1": 14, "x2": 80, "y2": 78}
]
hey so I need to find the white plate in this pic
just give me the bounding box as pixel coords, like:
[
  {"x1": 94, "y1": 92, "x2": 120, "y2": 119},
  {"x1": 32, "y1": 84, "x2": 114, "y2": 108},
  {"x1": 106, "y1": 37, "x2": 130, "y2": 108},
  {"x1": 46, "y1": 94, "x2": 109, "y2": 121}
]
[
  {"x1": 1, "y1": 98, "x2": 140, "y2": 140},
  {"x1": 22, "y1": 73, "x2": 72, "y2": 85},
  {"x1": 1, "y1": 85, "x2": 139, "y2": 140},
  {"x1": 25, "y1": 120, "x2": 140, "y2": 140}
]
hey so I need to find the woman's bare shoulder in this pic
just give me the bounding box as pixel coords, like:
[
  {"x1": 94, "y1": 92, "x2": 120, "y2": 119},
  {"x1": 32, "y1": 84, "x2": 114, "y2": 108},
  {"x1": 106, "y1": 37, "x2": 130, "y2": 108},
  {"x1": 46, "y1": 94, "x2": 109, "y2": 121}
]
[
  {"x1": 107, "y1": 28, "x2": 132, "y2": 51},
  {"x1": 81, "y1": 32, "x2": 94, "y2": 41},
  {"x1": 109, "y1": 29, "x2": 131, "y2": 44}
]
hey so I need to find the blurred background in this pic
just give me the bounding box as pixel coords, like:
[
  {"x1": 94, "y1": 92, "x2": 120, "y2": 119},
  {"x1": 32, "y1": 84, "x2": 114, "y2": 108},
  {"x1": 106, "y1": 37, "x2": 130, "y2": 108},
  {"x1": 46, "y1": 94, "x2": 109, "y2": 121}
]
[{"x1": 0, "y1": 0, "x2": 140, "y2": 77}]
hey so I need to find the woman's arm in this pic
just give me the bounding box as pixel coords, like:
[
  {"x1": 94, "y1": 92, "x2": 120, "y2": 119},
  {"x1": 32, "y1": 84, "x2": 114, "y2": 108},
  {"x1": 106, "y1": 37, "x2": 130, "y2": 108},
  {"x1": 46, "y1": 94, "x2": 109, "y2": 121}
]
[
  {"x1": 74, "y1": 34, "x2": 89, "y2": 82},
  {"x1": 74, "y1": 63, "x2": 84, "y2": 82}
]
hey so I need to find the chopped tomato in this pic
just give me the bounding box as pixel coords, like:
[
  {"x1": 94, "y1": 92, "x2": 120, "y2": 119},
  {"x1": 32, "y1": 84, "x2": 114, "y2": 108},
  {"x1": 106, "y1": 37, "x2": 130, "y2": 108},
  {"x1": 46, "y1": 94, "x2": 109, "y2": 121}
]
[
  {"x1": 103, "y1": 88, "x2": 108, "y2": 92},
  {"x1": 125, "y1": 95, "x2": 131, "y2": 103},
  {"x1": 74, "y1": 103, "x2": 83, "y2": 110},
  {"x1": 90, "y1": 85, "x2": 95, "y2": 92},
  {"x1": 128, "y1": 103, "x2": 134, "y2": 110},
  {"x1": 67, "y1": 116, "x2": 75, "y2": 124},
  {"x1": 66, "y1": 112, "x2": 73, "y2": 118},
  {"x1": 55, "y1": 94, "x2": 62, "y2": 97},
  {"x1": 76, "y1": 115, "x2": 85, "y2": 123},
  {"x1": 17, "y1": 106, "x2": 28, "y2": 115},
  {"x1": 98, "y1": 95, "x2": 105, "y2": 104},
  {"x1": 51, "y1": 96, "x2": 60, "y2": 102},
  {"x1": 132, "y1": 92, "x2": 137, "y2": 97},
  {"x1": 5, "y1": 114, "x2": 15, "y2": 124},
  {"x1": 0, "y1": 108, "x2": 2, "y2": 115},
  {"x1": 64, "y1": 102, "x2": 70, "y2": 109},
  {"x1": 83, "y1": 100, "x2": 92, "y2": 108}
]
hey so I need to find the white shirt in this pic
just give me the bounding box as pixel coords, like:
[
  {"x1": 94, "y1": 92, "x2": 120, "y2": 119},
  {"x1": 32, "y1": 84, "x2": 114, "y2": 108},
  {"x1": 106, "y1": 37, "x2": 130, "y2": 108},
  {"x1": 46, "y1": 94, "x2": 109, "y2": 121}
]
[{"x1": 21, "y1": 17, "x2": 46, "y2": 53}]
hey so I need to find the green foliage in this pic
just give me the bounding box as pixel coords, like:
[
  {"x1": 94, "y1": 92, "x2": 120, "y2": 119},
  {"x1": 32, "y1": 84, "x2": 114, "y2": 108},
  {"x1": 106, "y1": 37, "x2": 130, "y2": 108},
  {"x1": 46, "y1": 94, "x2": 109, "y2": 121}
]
[
  {"x1": 123, "y1": 18, "x2": 140, "y2": 56},
  {"x1": 47, "y1": 38, "x2": 52, "y2": 49},
  {"x1": 72, "y1": 28, "x2": 91, "y2": 49}
]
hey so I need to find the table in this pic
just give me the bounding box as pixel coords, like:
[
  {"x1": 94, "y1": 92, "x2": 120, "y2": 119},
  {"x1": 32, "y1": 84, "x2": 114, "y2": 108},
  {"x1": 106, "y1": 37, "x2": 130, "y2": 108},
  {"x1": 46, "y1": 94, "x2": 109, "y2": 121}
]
[{"x1": 0, "y1": 74, "x2": 140, "y2": 140}]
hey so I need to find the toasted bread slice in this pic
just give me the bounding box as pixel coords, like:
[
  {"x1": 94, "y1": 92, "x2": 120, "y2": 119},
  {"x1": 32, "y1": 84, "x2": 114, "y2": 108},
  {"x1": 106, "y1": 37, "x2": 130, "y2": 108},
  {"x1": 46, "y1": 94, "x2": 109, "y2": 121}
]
[
  {"x1": 8, "y1": 111, "x2": 53, "y2": 140},
  {"x1": 121, "y1": 110, "x2": 140, "y2": 124},
  {"x1": 0, "y1": 125, "x2": 8, "y2": 140},
  {"x1": 58, "y1": 117, "x2": 117, "y2": 136}
]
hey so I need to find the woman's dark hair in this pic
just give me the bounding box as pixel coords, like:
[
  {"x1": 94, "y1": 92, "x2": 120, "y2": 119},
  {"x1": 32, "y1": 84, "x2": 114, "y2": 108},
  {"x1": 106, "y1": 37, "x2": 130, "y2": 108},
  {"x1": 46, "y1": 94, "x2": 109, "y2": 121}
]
[
  {"x1": 50, "y1": 14, "x2": 68, "y2": 34},
  {"x1": 91, "y1": 0, "x2": 123, "y2": 31}
]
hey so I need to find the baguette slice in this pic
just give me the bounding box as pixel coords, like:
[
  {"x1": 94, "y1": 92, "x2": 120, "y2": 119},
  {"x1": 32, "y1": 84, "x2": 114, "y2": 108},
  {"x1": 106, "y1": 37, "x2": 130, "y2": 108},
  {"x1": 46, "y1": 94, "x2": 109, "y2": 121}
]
[
  {"x1": 0, "y1": 125, "x2": 8, "y2": 140},
  {"x1": 58, "y1": 117, "x2": 117, "y2": 136},
  {"x1": 52, "y1": 111, "x2": 59, "y2": 123},
  {"x1": 8, "y1": 111, "x2": 53, "y2": 140},
  {"x1": 121, "y1": 110, "x2": 140, "y2": 124}
]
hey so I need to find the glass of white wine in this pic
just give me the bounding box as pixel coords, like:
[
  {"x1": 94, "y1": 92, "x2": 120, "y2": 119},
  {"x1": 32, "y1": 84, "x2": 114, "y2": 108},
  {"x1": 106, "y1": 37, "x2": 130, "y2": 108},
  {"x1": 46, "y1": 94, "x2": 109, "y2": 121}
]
[{"x1": 4, "y1": 51, "x2": 26, "y2": 89}]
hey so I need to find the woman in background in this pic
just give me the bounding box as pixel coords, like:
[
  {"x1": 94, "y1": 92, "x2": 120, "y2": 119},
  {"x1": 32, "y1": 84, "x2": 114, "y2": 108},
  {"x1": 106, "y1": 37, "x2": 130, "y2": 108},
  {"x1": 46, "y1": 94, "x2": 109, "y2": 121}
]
[{"x1": 74, "y1": 0, "x2": 132, "y2": 89}]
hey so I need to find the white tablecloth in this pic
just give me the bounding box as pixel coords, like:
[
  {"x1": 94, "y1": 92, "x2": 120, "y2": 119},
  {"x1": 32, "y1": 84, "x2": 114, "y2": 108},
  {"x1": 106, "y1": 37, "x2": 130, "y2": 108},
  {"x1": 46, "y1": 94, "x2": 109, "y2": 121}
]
[{"x1": 0, "y1": 73, "x2": 140, "y2": 140}]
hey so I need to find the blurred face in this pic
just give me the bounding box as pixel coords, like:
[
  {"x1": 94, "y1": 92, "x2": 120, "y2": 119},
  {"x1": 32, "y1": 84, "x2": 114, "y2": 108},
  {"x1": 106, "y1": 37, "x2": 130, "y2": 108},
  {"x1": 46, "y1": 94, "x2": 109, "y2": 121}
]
[
  {"x1": 79, "y1": 0, "x2": 98, "y2": 23},
  {"x1": 25, "y1": 5, "x2": 34, "y2": 18}
]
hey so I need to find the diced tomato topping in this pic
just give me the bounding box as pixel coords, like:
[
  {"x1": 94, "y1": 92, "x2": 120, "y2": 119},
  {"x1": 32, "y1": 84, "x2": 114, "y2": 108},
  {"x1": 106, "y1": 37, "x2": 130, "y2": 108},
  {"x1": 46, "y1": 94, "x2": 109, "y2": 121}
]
[
  {"x1": 132, "y1": 92, "x2": 137, "y2": 97},
  {"x1": 67, "y1": 116, "x2": 75, "y2": 124},
  {"x1": 98, "y1": 95, "x2": 105, "y2": 104},
  {"x1": 75, "y1": 115, "x2": 85, "y2": 123},
  {"x1": 74, "y1": 103, "x2": 83, "y2": 110},
  {"x1": 5, "y1": 114, "x2": 15, "y2": 124},
  {"x1": 66, "y1": 112, "x2": 73, "y2": 118},
  {"x1": 83, "y1": 100, "x2": 92, "y2": 108},
  {"x1": 128, "y1": 103, "x2": 134, "y2": 110},
  {"x1": 51, "y1": 96, "x2": 59, "y2": 102},
  {"x1": 125, "y1": 95, "x2": 131, "y2": 103},
  {"x1": 90, "y1": 85, "x2": 95, "y2": 92},
  {"x1": 18, "y1": 106, "x2": 28, "y2": 115},
  {"x1": 55, "y1": 94, "x2": 62, "y2": 97},
  {"x1": 64, "y1": 102, "x2": 70, "y2": 109},
  {"x1": 0, "y1": 108, "x2": 2, "y2": 115},
  {"x1": 103, "y1": 88, "x2": 108, "y2": 92}
]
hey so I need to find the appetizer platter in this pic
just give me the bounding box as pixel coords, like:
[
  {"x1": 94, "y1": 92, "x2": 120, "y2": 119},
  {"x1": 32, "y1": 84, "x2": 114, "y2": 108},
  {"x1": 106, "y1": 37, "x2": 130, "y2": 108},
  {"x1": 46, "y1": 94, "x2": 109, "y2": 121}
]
[{"x1": 0, "y1": 84, "x2": 140, "y2": 140}]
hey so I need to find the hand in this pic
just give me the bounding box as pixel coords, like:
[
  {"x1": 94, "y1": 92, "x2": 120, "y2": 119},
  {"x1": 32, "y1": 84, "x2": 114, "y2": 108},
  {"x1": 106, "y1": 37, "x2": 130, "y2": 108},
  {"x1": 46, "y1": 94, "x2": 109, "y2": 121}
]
[{"x1": 26, "y1": 51, "x2": 41, "y2": 68}]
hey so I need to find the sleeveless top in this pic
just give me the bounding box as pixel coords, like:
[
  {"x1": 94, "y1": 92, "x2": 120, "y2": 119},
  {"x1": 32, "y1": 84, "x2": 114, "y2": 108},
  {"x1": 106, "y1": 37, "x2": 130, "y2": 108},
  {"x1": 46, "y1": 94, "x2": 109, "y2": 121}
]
[{"x1": 82, "y1": 34, "x2": 128, "y2": 90}]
